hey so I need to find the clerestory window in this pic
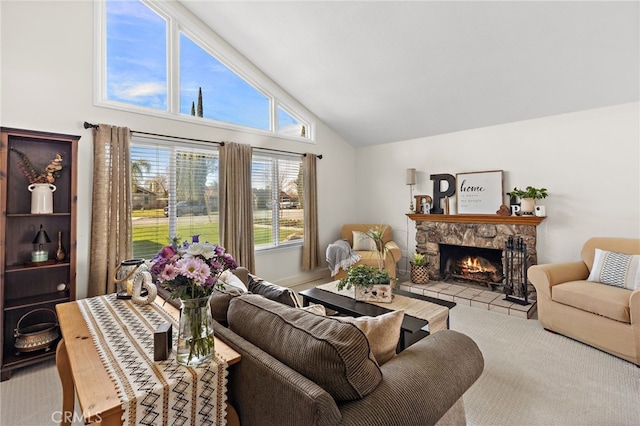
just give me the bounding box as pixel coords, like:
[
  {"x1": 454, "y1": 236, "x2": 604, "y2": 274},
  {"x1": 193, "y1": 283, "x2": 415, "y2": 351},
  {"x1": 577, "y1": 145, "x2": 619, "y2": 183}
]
[
  {"x1": 101, "y1": 0, "x2": 313, "y2": 141},
  {"x1": 179, "y1": 32, "x2": 270, "y2": 130}
]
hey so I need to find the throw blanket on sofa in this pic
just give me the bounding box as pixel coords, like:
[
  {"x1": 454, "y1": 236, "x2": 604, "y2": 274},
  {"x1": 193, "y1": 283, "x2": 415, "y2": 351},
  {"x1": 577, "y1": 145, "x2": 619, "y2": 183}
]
[{"x1": 326, "y1": 239, "x2": 361, "y2": 277}]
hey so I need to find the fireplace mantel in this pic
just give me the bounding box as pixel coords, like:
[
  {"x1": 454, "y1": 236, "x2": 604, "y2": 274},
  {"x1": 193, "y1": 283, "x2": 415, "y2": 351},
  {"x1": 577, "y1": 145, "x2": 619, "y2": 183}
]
[{"x1": 407, "y1": 213, "x2": 545, "y2": 226}]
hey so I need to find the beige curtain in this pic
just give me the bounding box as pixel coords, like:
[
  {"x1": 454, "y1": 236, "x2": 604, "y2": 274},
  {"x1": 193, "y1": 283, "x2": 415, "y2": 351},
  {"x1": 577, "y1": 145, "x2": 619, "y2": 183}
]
[
  {"x1": 88, "y1": 125, "x2": 132, "y2": 296},
  {"x1": 219, "y1": 142, "x2": 255, "y2": 272},
  {"x1": 302, "y1": 153, "x2": 321, "y2": 270}
]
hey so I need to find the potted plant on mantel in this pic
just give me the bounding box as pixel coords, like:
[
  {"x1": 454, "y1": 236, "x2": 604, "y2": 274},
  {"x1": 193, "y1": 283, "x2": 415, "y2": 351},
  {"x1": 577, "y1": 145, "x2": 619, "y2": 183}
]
[
  {"x1": 337, "y1": 225, "x2": 395, "y2": 303},
  {"x1": 507, "y1": 186, "x2": 548, "y2": 215},
  {"x1": 410, "y1": 252, "x2": 430, "y2": 284}
]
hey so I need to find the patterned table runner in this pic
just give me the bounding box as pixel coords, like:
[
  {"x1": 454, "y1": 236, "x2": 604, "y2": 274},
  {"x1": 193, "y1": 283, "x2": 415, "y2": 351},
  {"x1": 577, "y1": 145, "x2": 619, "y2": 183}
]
[
  {"x1": 316, "y1": 282, "x2": 450, "y2": 333},
  {"x1": 78, "y1": 294, "x2": 228, "y2": 426}
]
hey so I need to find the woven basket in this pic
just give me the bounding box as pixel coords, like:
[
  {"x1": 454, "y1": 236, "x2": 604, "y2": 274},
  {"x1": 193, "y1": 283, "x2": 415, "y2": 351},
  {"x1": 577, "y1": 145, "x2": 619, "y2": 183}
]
[{"x1": 410, "y1": 264, "x2": 430, "y2": 284}]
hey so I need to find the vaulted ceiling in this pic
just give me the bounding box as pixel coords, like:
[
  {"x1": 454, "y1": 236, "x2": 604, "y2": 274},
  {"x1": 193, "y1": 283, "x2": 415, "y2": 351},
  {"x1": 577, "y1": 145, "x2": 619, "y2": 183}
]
[{"x1": 180, "y1": 1, "x2": 639, "y2": 147}]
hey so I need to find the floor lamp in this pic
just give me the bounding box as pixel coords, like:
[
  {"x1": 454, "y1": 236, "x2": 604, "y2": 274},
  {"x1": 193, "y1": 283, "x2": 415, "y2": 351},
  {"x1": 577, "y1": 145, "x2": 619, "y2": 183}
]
[{"x1": 406, "y1": 168, "x2": 416, "y2": 212}]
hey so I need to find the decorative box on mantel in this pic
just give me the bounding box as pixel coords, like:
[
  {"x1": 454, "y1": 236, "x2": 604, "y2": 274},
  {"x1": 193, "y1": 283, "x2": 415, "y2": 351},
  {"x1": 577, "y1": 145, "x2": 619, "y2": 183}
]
[{"x1": 406, "y1": 214, "x2": 545, "y2": 297}]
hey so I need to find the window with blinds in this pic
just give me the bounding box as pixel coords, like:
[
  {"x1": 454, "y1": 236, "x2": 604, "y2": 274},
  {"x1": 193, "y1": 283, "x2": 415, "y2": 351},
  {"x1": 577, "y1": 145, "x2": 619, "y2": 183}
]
[
  {"x1": 252, "y1": 153, "x2": 305, "y2": 249},
  {"x1": 130, "y1": 138, "x2": 220, "y2": 259}
]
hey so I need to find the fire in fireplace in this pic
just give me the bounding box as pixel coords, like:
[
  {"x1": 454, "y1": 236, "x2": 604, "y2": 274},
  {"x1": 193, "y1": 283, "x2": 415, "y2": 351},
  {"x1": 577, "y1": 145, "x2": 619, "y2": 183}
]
[{"x1": 440, "y1": 244, "x2": 503, "y2": 287}]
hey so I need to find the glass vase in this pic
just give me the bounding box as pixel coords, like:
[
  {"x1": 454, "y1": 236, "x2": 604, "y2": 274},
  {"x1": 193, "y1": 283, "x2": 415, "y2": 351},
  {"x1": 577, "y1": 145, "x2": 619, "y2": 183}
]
[{"x1": 177, "y1": 296, "x2": 215, "y2": 366}]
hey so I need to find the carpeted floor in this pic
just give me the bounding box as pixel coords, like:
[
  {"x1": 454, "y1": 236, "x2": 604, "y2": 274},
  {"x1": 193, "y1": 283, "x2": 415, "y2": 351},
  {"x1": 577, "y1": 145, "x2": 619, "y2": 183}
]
[
  {"x1": 449, "y1": 305, "x2": 640, "y2": 426},
  {"x1": 1, "y1": 304, "x2": 639, "y2": 425}
]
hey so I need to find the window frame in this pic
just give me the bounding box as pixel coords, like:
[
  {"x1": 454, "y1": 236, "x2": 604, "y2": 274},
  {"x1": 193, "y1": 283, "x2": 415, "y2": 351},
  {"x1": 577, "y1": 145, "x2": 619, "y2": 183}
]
[{"x1": 95, "y1": 0, "x2": 315, "y2": 143}]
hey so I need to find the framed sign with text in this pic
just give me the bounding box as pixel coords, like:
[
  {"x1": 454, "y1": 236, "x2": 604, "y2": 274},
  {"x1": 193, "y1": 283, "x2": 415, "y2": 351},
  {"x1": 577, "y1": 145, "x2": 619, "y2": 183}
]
[{"x1": 456, "y1": 170, "x2": 504, "y2": 214}]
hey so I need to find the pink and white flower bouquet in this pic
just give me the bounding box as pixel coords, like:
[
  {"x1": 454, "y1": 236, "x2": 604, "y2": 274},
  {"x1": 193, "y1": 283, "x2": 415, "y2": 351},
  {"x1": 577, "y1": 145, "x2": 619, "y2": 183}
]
[
  {"x1": 151, "y1": 236, "x2": 238, "y2": 300},
  {"x1": 150, "y1": 236, "x2": 237, "y2": 365}
]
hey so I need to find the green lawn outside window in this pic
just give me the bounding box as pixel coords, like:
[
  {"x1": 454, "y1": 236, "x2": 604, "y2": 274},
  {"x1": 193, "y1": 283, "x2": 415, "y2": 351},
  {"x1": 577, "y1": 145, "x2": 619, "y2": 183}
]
[{"x1": 132, "y1": 209, "x2": 302, "y2": 259}]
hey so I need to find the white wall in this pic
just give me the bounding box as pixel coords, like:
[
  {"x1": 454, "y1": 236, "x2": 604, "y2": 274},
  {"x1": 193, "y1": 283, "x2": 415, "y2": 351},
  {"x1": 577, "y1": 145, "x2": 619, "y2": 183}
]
[
  {"x1": 0, "y1": 1, "x2": 355, "y2": 298},
  {"x1": 2, "y1": 2, "x2": 638, "y2": 298},
  {"x1": 355, "y1": 103, "x2": 640, "y2": 276}
]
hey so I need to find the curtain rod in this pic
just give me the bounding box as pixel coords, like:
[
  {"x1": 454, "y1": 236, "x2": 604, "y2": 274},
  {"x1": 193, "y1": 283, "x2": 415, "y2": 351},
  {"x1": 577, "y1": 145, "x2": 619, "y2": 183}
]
[
  {"x1": 253, "y1": 147, "x2": 323, "y2": 159},
  {"x1": 84, "y1": 121, "x2": 322, "y2": 159},
  {"x1": 84, "y1": 121, "x2": 223, "y2": 146}
]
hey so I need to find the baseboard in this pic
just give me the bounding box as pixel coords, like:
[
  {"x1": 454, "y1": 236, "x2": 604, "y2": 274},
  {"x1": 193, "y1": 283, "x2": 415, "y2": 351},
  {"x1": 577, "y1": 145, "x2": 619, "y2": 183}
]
[{"x1": 276, "y1": 268, "x2": 332, "y2": 288}]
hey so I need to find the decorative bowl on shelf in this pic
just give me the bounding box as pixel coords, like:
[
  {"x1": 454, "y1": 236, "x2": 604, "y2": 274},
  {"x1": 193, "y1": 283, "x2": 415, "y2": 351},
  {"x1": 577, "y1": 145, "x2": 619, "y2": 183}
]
[{"x1": 14, "y1": 308, "x2": 59, "y2": 353}]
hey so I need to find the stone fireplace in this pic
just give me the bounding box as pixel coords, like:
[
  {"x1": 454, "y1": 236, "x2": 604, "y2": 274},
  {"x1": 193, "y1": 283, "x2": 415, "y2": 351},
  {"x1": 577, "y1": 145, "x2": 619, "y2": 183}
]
[{"x1": 408, "y1": 214, "x2": 545, "y2": 298}]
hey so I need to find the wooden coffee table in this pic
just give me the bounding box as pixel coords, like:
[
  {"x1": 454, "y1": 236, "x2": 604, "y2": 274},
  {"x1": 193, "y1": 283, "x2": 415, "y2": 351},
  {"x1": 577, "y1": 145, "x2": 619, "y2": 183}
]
[{"x1": 299, "y1": 286, "x2": 455, "y2": 351}]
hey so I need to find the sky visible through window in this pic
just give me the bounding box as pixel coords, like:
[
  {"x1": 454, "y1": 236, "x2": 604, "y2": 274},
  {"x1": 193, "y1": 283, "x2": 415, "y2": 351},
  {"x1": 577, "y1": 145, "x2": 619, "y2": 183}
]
[
  {"x1": 179, "y1": 33, "x2": 269, "y2": 129},
  {"x1": 106, "y1": 0, "x2": 293, "y2": 132},
  {"x1": 106, "y1": 0, "x2": 167, "y2": 109}
]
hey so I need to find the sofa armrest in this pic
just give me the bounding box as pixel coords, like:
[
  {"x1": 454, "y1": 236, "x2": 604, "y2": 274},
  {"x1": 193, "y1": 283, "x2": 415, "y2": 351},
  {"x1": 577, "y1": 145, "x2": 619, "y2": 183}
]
[
  {"x1": 338, "y1": 330, "x2": 484, "y2": 426},
  {"x1": 528, "y1": 261, "x2": 589, "y2": 299},
  {"x1": 213, "y1": 321, "x2": 341, "y2": 426},
  {"x1": 632, "y1": 290, "x2": 640, "y2": 364},
  {"x1": 630, "y1": 289, "x2": 640, "y2": 324},
  {"x1": 383, "y1": 241, "x2": 402, "y2": 264}
]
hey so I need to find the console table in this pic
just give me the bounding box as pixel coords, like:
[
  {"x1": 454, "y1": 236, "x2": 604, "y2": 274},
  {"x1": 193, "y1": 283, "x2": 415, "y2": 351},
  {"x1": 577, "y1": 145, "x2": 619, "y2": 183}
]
[{"x1": 55, "y1": 296, "x2": 241, "y2": 426}]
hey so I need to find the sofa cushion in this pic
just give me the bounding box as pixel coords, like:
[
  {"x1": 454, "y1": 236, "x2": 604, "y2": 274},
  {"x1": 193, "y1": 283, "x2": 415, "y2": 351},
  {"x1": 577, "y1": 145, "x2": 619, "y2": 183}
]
[
  {"x1": 210, "y1": 285, "x2": 245, "y2": 323},
  {"x1": 248, "y1": 276, "x2": 300, "y2": 307},
  {"x1": 587, "y1": 249, "x2": 640, "y2": 290},
  {"x1": 353, "y1": 252, "x2": 386, "y2": 267},
  {"x1": 335, "y1": 310, "x2": 404, "y2": 365},
  {"x1": 219, "y1": 269, "x2": 248, "y2": 292},
  {"x1": 300, "y1": 303, "x2": 327, "y2": 316},
  {"x1": 227, "y1": 294, "x2": 382, "y2": 401},
  {"x1": 352, "y1": 231, "x2": 375, "y2": 251},
  {"x1": 552, "y1": 281, "x2": 631, "y2": 323}
]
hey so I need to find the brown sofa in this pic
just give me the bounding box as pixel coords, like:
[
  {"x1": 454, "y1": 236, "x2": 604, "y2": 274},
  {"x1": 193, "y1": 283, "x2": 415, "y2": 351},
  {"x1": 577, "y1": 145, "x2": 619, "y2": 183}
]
[
  {"x1": 528, "y1": 237, "x2": 640, "y2": 365},
  {"x1": 333, "y1": 224, "x2": 402, "y2": 281},
  {"x1": 212, "y1": 271, "x2": 484, "y2": 426}
]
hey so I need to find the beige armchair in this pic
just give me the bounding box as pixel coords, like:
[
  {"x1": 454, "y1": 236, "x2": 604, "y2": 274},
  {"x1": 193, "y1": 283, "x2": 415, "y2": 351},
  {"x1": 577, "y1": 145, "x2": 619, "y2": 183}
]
[
  {"x1": 528, "y1": 237, "x2": 640, "y2": 365},
  {"x1": 333, "y1": 224, "x2": 402, "y2": 281}
]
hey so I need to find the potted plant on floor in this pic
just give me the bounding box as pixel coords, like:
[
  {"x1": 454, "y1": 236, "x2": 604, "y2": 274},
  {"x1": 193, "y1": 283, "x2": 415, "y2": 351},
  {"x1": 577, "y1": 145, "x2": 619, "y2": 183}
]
[
  {"x1": 507, "y1": 186, "x2": 548, "y2": 215},
  {"x1": 410, "y1": 252, "x2": 430, "y2": 284}
]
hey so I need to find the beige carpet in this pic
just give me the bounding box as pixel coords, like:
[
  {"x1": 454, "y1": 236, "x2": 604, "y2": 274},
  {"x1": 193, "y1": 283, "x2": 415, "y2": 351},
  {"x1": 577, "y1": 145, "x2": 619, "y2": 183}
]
[
  {"x1": 1, "y1": 304, "x2": 639, "y2": 425},
  {"x1": 450, "y1": 304, "x2": 640, "y2": 426}
]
